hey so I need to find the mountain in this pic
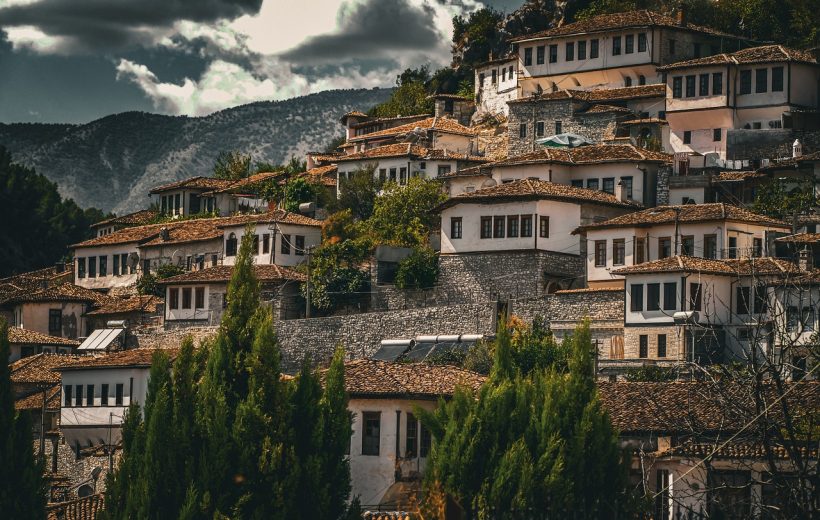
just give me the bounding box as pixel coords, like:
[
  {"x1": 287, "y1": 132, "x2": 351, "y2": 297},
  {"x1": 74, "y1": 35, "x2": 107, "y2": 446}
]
[{"x1": 0, "y1": 88, "x2": 392, "y2": 214}]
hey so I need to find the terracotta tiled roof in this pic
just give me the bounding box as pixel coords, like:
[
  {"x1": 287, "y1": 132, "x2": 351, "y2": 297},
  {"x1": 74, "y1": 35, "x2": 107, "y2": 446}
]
[
  {"x1": 91, "y1": 209, "x2": 159, "y2": 229},
  {"x1": 554, "y1": 287, "x2": 624, "y2": 294},
  {"x1": 7, "y1": 283, "x2": 113, "y2": 306},
  {"x1": 340, "y1": 110, "x2": 370, "y2": 124},
  {"x1": 85, "y1": 295, "x2": 163, "y2": 316},
  {"x1": 714, "y1": 170, "x2": 766, "y2": 182},
  {"x1": 137, "y1": 218, "x2": 227, "y2": 247},
  {"x1": 149, "y1": 176, "x2": 234, "y2": 194},
  {"x1": 335, "y1": 143, "x2": 488, "y2": 163},
  {"x1": 509, "y1": 84, "x2": 665, "y2": 104},
  {"x1": 439, "y1": 164, "x2": 490, "y2": 179},
  {"x1": 71, "y1": 221, "x2": 170, "y2": 247},
  {"x1": 484, "y1": 144, "x2": 672, "y2": 167},
  {"x1": 348, "y1": 116, "x2": 476, "y2": 142},
  {"x1": 619, "y1": 117, "x2": 668, "y2": 125},
  {"x1": 0, "y1": 266, "x2": 73, "y2": 305},
  {"x1": 577, "y1": 203, "x2": 789, "y2": 231},
  {"x1": 16, "y1": 384, "x2": 61, "y2": 411},
  {"x1": 775, "y1": 232, "x2": 820, "y2": 244},
  {"x1": 56, "y1": 348, "x2": 178, "y2": 371},
  {"x1": 610, "y1": 255, "x2": 798, "y2": 276},
  {"x1": 157, "y1": 264, "x2": 306, "y2": 285},
  {"x1": 658, "y1": 45, "x2": 818, "y2": 71},
  {"x1": 201, "y1": 171, "x2": 283, "y2": 195},
  {"x1": 10, "y1": 353, "x2": 88, "y2": 385},
  {"x1": 7, "y1": 327, "x2": 80, "y2": 346},
  {"x1": 427, "y1": 93, "x2": 471, "y2": 101},
  {"x1": 300, "y1": 164, "x2": 338, "y2": 187},
  {"x1": 757, "y1": 151, "x2": 820, "y2": 172},
  {"x1": 349, "y1": 114, "x2": 432, "y2": 130},
  {"x1": 510, "y1": 9, "x2": 736, "y2": 42},
  {"x1": 435, "y1": 178, "x2": 640, "y2": 211},
  {"x1": 46, "y1": 494, "x2": 105, "y2": 520},
  {"x1": 216, "y1": 208, "x2": 323, "y2": 228},
  {"x1": 308, "y1": 152, "x2": 345, "y2": 164},
  {"x1": 668, "y1": 439, "x2": 818, "y2": 461},
  {"x1": 340, "y1": 359, "x2": 486, "y2": 399},
  {"x1": 597, "y1": 381, "x2": 820, "y2": 433},
  {"x1": 584, "y1": 104, "x2": 634, "y2": 114}
]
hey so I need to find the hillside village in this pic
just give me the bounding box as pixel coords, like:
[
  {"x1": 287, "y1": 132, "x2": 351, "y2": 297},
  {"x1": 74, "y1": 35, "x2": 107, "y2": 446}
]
[{"x1": 3, "y1": 7, "x2": 820, "y2": 520}]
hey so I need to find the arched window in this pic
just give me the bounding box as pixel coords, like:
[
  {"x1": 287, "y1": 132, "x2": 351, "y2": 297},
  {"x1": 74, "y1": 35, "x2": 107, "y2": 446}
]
[
  {"x1": 78, "y1": 484, "x2": 94, "y2": 498},
  {"x1": 226, "y1": 233, "x2": 238, "y2": 257}
]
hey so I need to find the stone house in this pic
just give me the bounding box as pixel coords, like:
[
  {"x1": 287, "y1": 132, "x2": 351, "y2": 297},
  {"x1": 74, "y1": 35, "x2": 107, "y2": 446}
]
[
  {"x1": 149, "y1": 176, "x2": 236, "y2": 217},
  {"x1": 339, "y1": 359, "x2": 485, "y2": 508},
  {"x1": 429, "y1": 94, "x2": 474, "y2": 127},
  {"x1": 343, "y1": 116, "x2": 479, "y2": 155},
  {"x1": 658, "y1": 45, "x2": 820, "y2": 164},
  {"x1": 6, "y1": 327, "x2": 79, "y2": 362},
  {"x1": 474, "y1": 56, "x2": 518, "y2": 118},
  {"x1": 576, "y1": 203, "x2": 792, "y2": 288},
  {"x1": 0, "y1": 264, "x2": 73, "y2": 324},
  {"x1": 84, "y1": 295, "x2": 164, "y2": 332},
  {"x1": 339, "y1": 112, "x2": 431, "y2": 146}
]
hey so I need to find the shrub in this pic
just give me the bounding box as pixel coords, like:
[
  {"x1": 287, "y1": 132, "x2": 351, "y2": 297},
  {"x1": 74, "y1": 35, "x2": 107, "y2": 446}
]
[{"x1": 395, "y1": 248, "x2": 439, "y2": 290}]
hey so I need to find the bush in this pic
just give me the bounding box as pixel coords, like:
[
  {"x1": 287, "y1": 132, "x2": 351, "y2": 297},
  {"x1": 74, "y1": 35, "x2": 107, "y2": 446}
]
[
  {"x1": 137, "y1": 263, "x2": 184, "y2": 296},
  {"x1": 395, "y1": 248, "x2": 439, "y2": 290}
]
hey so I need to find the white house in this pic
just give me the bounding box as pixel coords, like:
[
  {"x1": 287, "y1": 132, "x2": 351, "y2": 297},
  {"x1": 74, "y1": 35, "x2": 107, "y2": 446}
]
[
  {"x1": 339, "y1": 112, "x2": 431, "y2": 146},
  {"x1": 7, "y1": 283, "x2": 113, "y2": 340},
  {"x1": 57, "y1": 348, "x2": 176, "y2": 449},
  {"x1": 343, "y1": 116, "x2": 478, "y2": 155},
  {"x1": 218, "y1": 210, "x2": 323, "y2": 268},
  {"x1": 576, "y1": 203, "x2": 792, "y2": 288},
  {"x1": 149, "y1": 176, "x2": 236, "y2": 217},
  {"x1": 770, "y1": 265, "x2": 819, "y2": 379},
  {"x1": 90, "y1": 210, "x2": 158, "y2": 238},
  {"x1": 474, "y1": 56, "x2": 518, "y2": 117},
  {"x1": 341, "y1": 359, "x2": 485, "y2": 508},
  {"x1": 658, "y1": 45, "x2": 819, "y2": 163}
]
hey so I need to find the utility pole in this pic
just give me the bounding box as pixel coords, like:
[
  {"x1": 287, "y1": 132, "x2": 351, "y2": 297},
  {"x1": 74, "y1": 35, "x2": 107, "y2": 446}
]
[
  {"x1": 305, "y1": 245, "x2": 313, "y2": 319},
  {"x1": 39, "y1": 387, "x2": 46, "y2": 462}
]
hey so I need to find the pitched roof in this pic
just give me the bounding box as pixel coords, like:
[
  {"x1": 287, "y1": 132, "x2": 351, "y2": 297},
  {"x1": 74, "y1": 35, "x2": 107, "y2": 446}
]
[
  {"x1": 10, "y1": 353, "x2": 88, "y2": 385},
  {"x1": 149, "y1": 176, "x2": 234, "y2": 194},
  {"x1": 91, "y1": 209, "x2": 159, "y2": 229},
  {"x1": 509, "y1": 84, "x2": 665, "y2": 104},
  {"x1": 157, "y1": 264, "x2": 306, "y2": 285},
  {"x1": 349, "y1": 113, "x2": 433, "y2": 130},
  {"x1": 55, "y1": 348, "x2": 178, "y2": 371},
  {"x1": 775, "y1": 232, "x2": 820, "y2": 244},
  {"x1": 435, "y1": 178, "x2": 640, "y2": 211},
  {"x1": 668, "y1": 439, "x2": 818, "y2": 461},
  {"x1": 757, "y1": 151, "x2": 820, "y2": 172},
  {"x1": 16, "y1": 384, "x2": 61, "y2": 411},
  {"x1": 335, "y1": 143, "x2": 488, "y2": 163},
  {"x1": 584, "y1": 104, "x2": 634, "y2": 114},
  {"x1": 510, "y1": 9, "x2": 736, "y2": 42},
  {"x1": 201, "y1": 171, "x2": 284, "y2": 195},
  {"x1": 484, "y1": 144, "x2": 672, "y2": 168},
  {"x1": 340, "y1": 359, "x2": 486, "y2": 399},
  {"x1": 610, "y1": 255, "x2": 798, "y2": 276},
  {"x1": 46, "y1": 494, "x2": 105, "y2": 520},
  {"x1": 7, "y1": 327, "x2": 80, "y2": 346},
  {"x1": 348, "y1": 116, "x2": 476, "y2": 142},
  {"x1": 7, "y1": 283, "x2": 113, "y2": 306},
  {"x1": 0, "y1": 266, "x2": 72, "y2": 305},
  {"x1": 577, "y1": 203, "x2": 789, "y2": 231},
  {"x1": 658, "y1": 44, "x2": 818, "y2": 71},
  {"x1": 340, "y1": 110, "x2": 370, "y2": 124},
  {"x1": 216, "y1": 208, "x2": 323, "y2": 228},
  {"x1": 300, "y1": 164, "x2": 338, "y2": 187},
  {"x1": 714, "y1": 170, "x2": 766, "y2": 182},
  {"x1": 84, "y1": 295, "x2": 163, "y2": 316},
  {"x1": 137, "y1": 218, "x2": 226, "y2": 247}
]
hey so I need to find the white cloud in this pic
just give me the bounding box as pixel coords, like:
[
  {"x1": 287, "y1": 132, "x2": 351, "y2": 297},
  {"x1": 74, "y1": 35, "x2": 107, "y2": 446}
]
[{"x1": 3, "y1": 25, "x2": 68, "y2": 53}]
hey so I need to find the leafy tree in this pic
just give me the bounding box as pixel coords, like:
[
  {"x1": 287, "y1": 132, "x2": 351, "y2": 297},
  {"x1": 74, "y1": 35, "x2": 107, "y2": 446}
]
[
  {"x1": 136, "y1": 263, "x2": 185, "y2": 296},
  {"x1": 452, "y1": 7, "x2": 506, "y2": 67},
  {"x1": 368, "y1": 178, "x2": 447, "y2": 248},
  {"x1": 282, "y1": 176, "x2": 322, "y2": 213},
  {"x1": 304, "y1": 238, "x2": 372, "y2": 314},
  {"x1": 370, "y1": 67, "x2": 435, "y2": 118},
  {"x1": 337, "y1": 167, "x2": 381, "y2": 221},
  {"x1": 753, "y1": 176, "x2": 817, "y2": 223},
  {"x1": 421, "y1": 321, "x2": 632, "y2": 518},
  {"x1": 213, "y1": 151, "x2": 252, "y2": 180},
  {"x1": 0, "y1": 320, "x2": 45, "y2": 519},
  {"x1": 395, "y1": 247, "x2": 440, "y2": 289},
  {"x1": 320, "y1": 348, "x2": 353, "y2": 519}
]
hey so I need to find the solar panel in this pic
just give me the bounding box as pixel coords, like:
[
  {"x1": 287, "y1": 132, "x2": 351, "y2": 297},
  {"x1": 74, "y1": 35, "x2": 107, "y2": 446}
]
[
  {"x1": 78, "y1": 328, "x2": 124, "y2": 351},
  {"x1": 371, "y1": 343, "x2": 411, "y2": 362}
]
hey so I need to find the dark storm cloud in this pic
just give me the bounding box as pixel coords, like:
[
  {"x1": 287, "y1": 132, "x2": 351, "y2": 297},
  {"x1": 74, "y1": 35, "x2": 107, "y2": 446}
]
[
  {"x1": 0, "y1": 0, "x2": 263, "y2": 51},
  {"x1": 280, "y1": 0, "x2": 443, "y2": 64}
]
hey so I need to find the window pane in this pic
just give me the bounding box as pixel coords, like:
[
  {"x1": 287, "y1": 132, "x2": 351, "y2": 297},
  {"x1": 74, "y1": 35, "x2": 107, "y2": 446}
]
[
  {"x1": 362, "y1": 412, "x2": 381, "y2": 456},
  {"x1": 647, "y1": 283, "x2": 660, "y2": 311}
]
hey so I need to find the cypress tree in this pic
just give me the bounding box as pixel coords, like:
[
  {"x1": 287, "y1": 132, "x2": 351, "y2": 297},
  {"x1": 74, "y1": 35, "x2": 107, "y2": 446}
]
[
  {"x1": 99, "y1": 402, "x2": 143, "y2": 520},
  {"x1": 290, "y1": 356, "x2": 325, "y2": 518},
  {"x1": 0, "y1": 320, "x2": 45, "y2": 519},
  {"x1": 320, "y1": 347, "x2": 353, "y2": 520}
]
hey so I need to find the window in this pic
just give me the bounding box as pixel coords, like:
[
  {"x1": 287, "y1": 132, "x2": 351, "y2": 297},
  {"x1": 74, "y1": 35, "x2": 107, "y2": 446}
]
[
  {"x1": 536, "y1": 45, "x2": 545, "y2": 65},
  {"x1": 281, "y1": 234, "x2": 290, "y2": 255},
  {"x1": 226, "y1": 233, "x2": 238, "y2": 257},
  {"x1": 113, "y1": 254, "x2": 120, "y2": 276},
  {"x1": 689, "y1": 283, "x2": 702, "y2": 311},
  {"x1": 587, "y1": 178, "x2": 599, "y2": 190},
  {"x1": 88, "y1": 256, "x2": 96, "y2": 278},
  {"x1": 295, "y1": 235, "x2": 305, "y2": 256},
  {"x1": 625, "y1": 34, "x2": 634, "y2": 54},
  {"x1": 174, "y1": 194, "x2": 181, "y2": 214},
  {"x1": 639, "y1": 75, "x2": 646, "y2": 85},
  {"x1": 491, "y1": 69, "x2": 496, "y2": 84},
  {"x1": 590, "y1": 38, "x2": 599, "y2": 58},
  {"x1": 64, "y1": 385, "x2": 72, "y2": 407},
  {"x1": 48, "y1": 309, "x2": 62, "y2": 336},
  {"x1": 75, "y1": 385, "x2": 83, "y2": 407},
  {"x1": 535, "y1": 121, "x2": 545, "y2": 137},
  {"x1": 565, "y1": 42, "x2": 574, "y2": 61},
  {"x1": 101, "y1": 384, "x2": 109, "y2": 406},
  {"x1": 634, "y1": 237, "x2": 646, "y2": 264},
  {"x1": 801, "y1": 307, "x2": 816, "y2": 332},
  {"x1": 182, "y1": 287, "x2": 192, "y2": 309},
  {"x1": 548, "y1": 45, "x2": 556, "y2": 64},
  {"x1": 501, "y1": 68, "x2": 505, "y2": 81},
  {"x1": 685, "y1": 75, "x2": 696, "y2": 97},
  {"x1": 520, "y1": 215, "x2": 533, "y2": 237},
  {"x1": 728, "y1": 236, "x2": 737, "y2": 258},
  {"x1": 740, "y1": 70, "x2": 752, "y2": 94},
  {"x1": 420, "y1": 423, "x2": 432, "y2": 457},
  {"x1": 612, "y1": 239, "x2": 625, "y2": 265},
  {"x1": 699, "y1": 74, "x2": 709, "y2": 96},
  {"x1": 389, "y1": 168, "x2": 397, "y2": 182},
  {"x1": 362, "y1": 412, "x2": 381, "y2": 456},
  {"x1": 493, "y1": 216, "x2": 505, "y2": 238},
  {"x1": 602, "y1": 177, "x2": 615, "y2": 194},
  {"x1": 786, "y1": 306, "x2": 799, "y2": 332},
  {"x1": 480, "y1": 216, "x2": 492, "y2": 239},
  {"x1": 115, "y1": 384, "x2": 124, "y2": 406},
  {"x1": 638, "y1": 33, "x2": 647, "y2": 52},
  {"x1": 595, "y1": 240, "x2": 607, "y2": 267},
  {"x1": 169, "y1": 288, "x2": 179, "y2": 310},
  {"x1": 657, "y1": 335, "x2": 667, "y2": 358},
  {"x1": 86, "y1": 384, "x2": 94, "y2": 407},
  {"x1": 519, "y1": 123, "x2": 527, "y2": 138},
  {"x1": 681, "y1": 235, "x2": 695, "y2": 256},
  {"x1": 704, "y1": 235, "x2": 717, "y2": 259},
  {"x1": 437, "y1": 165, "x2": 451, "y2": 176},
  {"x1": 712, "y1": 72, "x2": 723, "y2": 95},
  {"x1": 555, "y1": 120, "x2": 562, "y2": 134},
  {"x1": 639, "y1": 335, "x2": 648, "y2": 358},
  {"x1": 736, "y1": 286, "x2": 750, "y2": 315},
  {"x1": 754, "y1": 285, "x2": 768, "y2": 314},
  {"x1": 578, "y1": 40, "x2": 586, "y2": 60},
  {"x1": 507, "y1": 215, "x2": 519, "y2": 238},
  {"x1": 399, "y1": 167, "x2": 407, "y2": 185},
  {"x1": 647, "y1": 283, "x2": 661, "y2": 311},
  {"x1": 262, "y1": 233, "x2": 270, "y2": 255},
  {"x1": 753, "y1": 237, "x2": 762, "y2": 258},
  {"x1": 251, "y1": 234, "x2": 260, "y2": 254},
  {"x1": 406, "y1": 413, "x2": 418, "y2": 457},
  {"x1": 772, "y1": 66, "x2": 784, "y2": 92},
  {"x1": 450, "y1": 217, "x2": 462, "y2": 239},
  {"x1": 693, "y1": 42, "x2": 702, "y2": 58},
  {"x1": 755, "y1": 68, "x2": 768, "y2": 93},
  {"x1": 378, "y1": 168, "x2": 387, "y2": 183},
  {"x1": 571, "y1": 179, "x2": 584, "y2": 188},
  {"x1": 668, "y1": 39, "x2": 676, "y2": 55},
  {"x1": 509, "y1": 66, "x2": 513, "y2": 78},
  {"x1": 624, "y1": 77, "x2": 632, "y2": 87},
  {"x1": 683, "y1": 131, "x2": 692, "y2": 144},
  {"x1": 658, "y1": 237, "x2": 672, "y2": 259},
  {"x1": 712, "y1": 128, "x2": 722, "y2": 142},
  {"x1": 195, "y1": 287, "x2": 205, "y2": 309},
  {"x1": 524, "y1": 47, "x2": 532, "y2": 66},
  {"x1": 620, "y1": 176, "x2": 633, "y2": 198},
  {"x1": 672, "y1": 77, "x2": 683, "y2": 98},
  {"x1": 710, "y1": 471, "x2": 751, "y2": 519},
  {"x1": 161, "y1": 195, "x2": 167, "y2": 214},
  {"x1": 77, "y1": 257, "x2": 86, "y2": 278},
  {"x1": 663, "y1": 282, "x2": 677, "y2": 311},
  {"x1": 612, "y1": 36, "x2": 621, "y2": 55}
]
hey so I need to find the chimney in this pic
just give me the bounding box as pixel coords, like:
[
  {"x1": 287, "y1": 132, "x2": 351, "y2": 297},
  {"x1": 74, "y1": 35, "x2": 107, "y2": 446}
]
[
  {"x1": 793, "y1": 139, "x2": 803, "y2": 158},
  {"x1": 159, "y1": 227, "x2": 170, "y2": 241},
  {"x1": 676, "y1": 8, "x2": 687, "y2": 26},
  {"x1": 799, "y1": 248, "x2": 810, "y2": 272},
  {"x1": 615, "y1": 180, "x2": 628, "y2": 202}
]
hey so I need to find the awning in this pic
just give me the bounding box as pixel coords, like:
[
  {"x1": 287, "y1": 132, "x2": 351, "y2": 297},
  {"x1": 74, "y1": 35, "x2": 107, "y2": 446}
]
[{"x1": 78, "y1": 328, "x2": 124, "y2": 351}]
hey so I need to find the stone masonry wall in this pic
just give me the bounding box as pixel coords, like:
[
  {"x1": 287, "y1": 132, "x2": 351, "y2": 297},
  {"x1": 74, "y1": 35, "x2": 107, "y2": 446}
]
[{"x1": 727, "y1": 129, "x2": 820, "y2": 162}]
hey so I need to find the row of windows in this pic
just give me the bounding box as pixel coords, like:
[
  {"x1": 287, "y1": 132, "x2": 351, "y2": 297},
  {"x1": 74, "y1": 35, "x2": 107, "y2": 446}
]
[
  {"x1": 64, "y1": 383, "x2": 124, "y2": 407},
  {"x1": 77, "y1": 254, "x2": 133, "y2": 279},
  {"x1": 159, "y1": 193, "x2": 215, "y2": 215},
  {"x1": 570, "y1": 176, "x2": 633, "y2": 197},
  {"x1": 168, "y1": 286, "x2": 206, "y2": 310},
  {"x1": 638, "y1": 334, "x2": 668, "y2": 358},
  {"x1": 479, "y1": 65, "x2": 515, "y2": 86},
  {"x1": 629, "y1": 282, "x2": 769, "y2": 315},
  {"x1": 360, "y1": 411, "x2": 431, "y2": 457},
  {"x1": 594, "y1": 235, "x2": 762, "y2": 267},
  {"x1": 672, "y1": 72, "x2": 723, "y2": 98},
  {"x1": 681, "y1": 128, "x2": 723, "y2": 144},
  {"x1": 740, "y1": 67, "x2": 784, "y2": 95},
  {"x1": 451, "y1": 215, "x2": 549, "y2": 240},
  {"x1": 225, "y1": 232, "x2": 305, "y2": 257},
  {"x1": 523, "y1": 33, "x2": 648, "y2": 67}
]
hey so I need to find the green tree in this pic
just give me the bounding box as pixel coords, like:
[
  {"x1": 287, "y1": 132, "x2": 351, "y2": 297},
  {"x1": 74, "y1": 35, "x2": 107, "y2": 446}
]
[
  {"x1": 368, "y1": 178, "x2": 447, "y2": 247},
  {"x1": 370, "y1": 67, "x2": 434, "y2": 118},
  {"x1": 0, "y1": 320, "x2": 45, "y2": 519},
  {"x1": 421, "y1": 321, "x2": 631, "y2": 518},
  {"x1": 213, "y1": 151, "x2": 252, "y2": 180},
  {"x1": 282, "y1": 176, "x2": 322, "y2": 213},
  {"x1": 753, "y1": 177, "x2": 817, "y2": 223},
  {"x1": 303, "y1": 239, "x2": 372, "y2": 314},
  {"x1": 320, "y1": 348, "x2": 353, "y2": 519},
  {"x1": 395, "y1": 247, "x2": 439, "y2": 289},
  {"x1": 137, "y1": 263, "x2": 184, "y2": 296},
  {"x1": 337, "y1": 167, "x2": 381, "y2": 221}
]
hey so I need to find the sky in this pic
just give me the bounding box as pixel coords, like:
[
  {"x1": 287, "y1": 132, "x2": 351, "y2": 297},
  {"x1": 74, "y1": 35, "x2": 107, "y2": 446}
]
[{"x1": 0, "y1": 0, "x2": 523, "y2": 123}]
